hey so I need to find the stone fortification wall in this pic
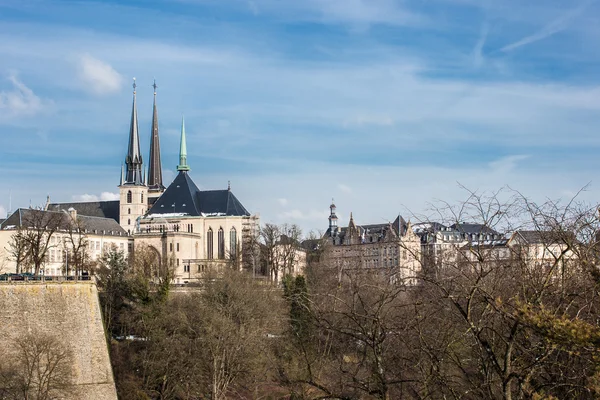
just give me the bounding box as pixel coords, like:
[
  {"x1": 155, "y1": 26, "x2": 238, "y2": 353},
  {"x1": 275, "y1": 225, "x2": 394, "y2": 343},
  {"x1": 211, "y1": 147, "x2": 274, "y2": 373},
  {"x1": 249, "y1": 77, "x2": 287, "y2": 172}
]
[{"x1": 0, "y1": 282, "x2": 118, "y2": 400}]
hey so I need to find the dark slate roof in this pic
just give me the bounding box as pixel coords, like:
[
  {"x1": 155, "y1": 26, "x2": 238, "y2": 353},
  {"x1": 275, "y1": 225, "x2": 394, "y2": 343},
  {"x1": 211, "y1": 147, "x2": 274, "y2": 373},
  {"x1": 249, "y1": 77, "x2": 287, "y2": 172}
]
[
  {"x1": 76, "y1": 215, "x2": 127, "y2": 236},
  {"x1": 0, "y1": 218, "x2": 5, "y2": 226},
  {"x1": 0, "y1": 208, "x2": 126, "y2": 236},
  {"x1": 450, "y1": 223, "x2": 499, "y2": 235},
  {"x1": 514, "y1": 230, "x2": 575, "y2": 245},
  {"x1": 147, "y1": 171, "x2": 250, "y2": 217},
  {"x1": 48, "y1": 201, "x2": 120, "y2": 222}
]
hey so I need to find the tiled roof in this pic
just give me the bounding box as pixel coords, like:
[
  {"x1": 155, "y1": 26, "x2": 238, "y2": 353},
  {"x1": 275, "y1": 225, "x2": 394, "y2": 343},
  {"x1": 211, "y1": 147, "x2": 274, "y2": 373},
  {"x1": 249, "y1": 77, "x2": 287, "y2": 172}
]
[
  {"x1": 48, "y1": 201, "x2": 120, "y2": 222},
  {"x1": 148, "y1": 171, "x2": 250, "y2": 217}
]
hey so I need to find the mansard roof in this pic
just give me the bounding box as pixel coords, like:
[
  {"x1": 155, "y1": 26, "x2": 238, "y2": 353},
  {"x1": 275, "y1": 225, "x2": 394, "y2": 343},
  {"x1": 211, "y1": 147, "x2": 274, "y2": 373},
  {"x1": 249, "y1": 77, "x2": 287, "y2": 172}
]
[
  {"x1": 147, "y1": 171, "x2": 250, "y2": 217},
  {"x1": 47, "y1": 201, "x2": 120, "y2": 222},
  {"x1": 0, "y1": 208, "x2": 126, "y2": 236}
]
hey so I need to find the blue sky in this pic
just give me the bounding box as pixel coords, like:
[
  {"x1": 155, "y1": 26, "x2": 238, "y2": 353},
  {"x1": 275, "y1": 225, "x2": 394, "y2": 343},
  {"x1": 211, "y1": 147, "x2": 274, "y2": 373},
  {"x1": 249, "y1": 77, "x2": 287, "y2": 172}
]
[{"x1": 1, "y1": 0, "x2": 600, "y2": 233}]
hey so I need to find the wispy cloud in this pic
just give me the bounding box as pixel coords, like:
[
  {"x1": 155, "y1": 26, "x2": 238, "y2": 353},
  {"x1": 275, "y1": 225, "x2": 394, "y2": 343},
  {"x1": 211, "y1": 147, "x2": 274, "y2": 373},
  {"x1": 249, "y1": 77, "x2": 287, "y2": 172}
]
[
  {"x1": 488, "y1": 155, "x2": 530, "y2": 174},
  {"x1": 0, "y1": 73, "x2": 48, "y2": 118},
  {"x1": 337, "y1": 184, "x2": 352, "y2": 194},
  {"x1": 77, "y1": 54, "x2": 123, "y2": 95},
  {"x1": 472, "y1": 22, "x2": 488, "y2": 68},
  {"x1": 500, "y1": 0, "x2": 594, "y2": 52}
]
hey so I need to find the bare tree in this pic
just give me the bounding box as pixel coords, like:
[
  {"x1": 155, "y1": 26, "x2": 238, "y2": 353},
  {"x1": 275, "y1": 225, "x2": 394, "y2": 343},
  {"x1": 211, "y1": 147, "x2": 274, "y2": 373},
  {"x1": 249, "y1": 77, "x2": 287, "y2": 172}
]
[
  {"x1": 63, "y1": 216, "x2": 90, "y2": 277},
  {"x1": 7, "y1": 230, "x2": 30, "y2": 274},
  {"x1": 260, "y1": 223, "x2": 279, "y2": 280},
  {"x1": 0, "y1": 331, "x2": 74, "y2": 400},
  {"x1": 6, "y1": 209, "x2": 65, "y2": 276},
  {"x1": 136, "y1": 270, "x2": 285, "y2": 399}
]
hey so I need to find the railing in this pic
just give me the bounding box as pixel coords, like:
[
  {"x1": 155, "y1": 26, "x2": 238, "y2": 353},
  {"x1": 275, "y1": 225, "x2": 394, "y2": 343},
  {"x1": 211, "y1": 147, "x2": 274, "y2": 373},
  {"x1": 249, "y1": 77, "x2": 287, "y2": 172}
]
[{"x1": 0, "y1": 274, "x2": 94, "y2": 283}]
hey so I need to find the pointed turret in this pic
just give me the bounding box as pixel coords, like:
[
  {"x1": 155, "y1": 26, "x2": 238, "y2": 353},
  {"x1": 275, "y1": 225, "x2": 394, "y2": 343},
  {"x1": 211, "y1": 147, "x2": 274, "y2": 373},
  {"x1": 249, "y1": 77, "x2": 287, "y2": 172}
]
[
  {"x1": 124, "y1": 78, "x2": 144, "y2": 185},
  {"x1": 328, "y1": 199, "x2": 338, "y2": 235},
  {"x1": 148, "y1": 79, "x2": 165, "y2": 192},
  {"x1": 177, "y1": 116, "x2": 190, "y2": 172}
]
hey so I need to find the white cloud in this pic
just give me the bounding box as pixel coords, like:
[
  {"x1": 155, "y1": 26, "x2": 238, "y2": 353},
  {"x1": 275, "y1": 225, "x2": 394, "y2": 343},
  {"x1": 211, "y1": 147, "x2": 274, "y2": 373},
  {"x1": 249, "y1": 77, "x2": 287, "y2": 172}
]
[
  {"x1": 77, "y1": 54, "x2": 123, "y2": 95},
  {"x1": 0, "y1": 205, "x2": 6, "y2": 218},
  {"x1": 100, "y1": 192, "x2": 119, "y2": 201},
  {"x1": 71, "y1": 192, "x2": 119, "y2": 202},
  {"x1": 0, "y1": 73, "x2": 46, "y2": 118},
  {"x1": 72, "y1": 194, "x2": 99, "y2": 202}
]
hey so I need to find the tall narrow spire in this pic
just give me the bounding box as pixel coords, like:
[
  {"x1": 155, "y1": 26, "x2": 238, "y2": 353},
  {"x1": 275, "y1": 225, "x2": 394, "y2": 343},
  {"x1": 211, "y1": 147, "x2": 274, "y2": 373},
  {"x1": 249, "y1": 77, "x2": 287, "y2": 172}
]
[
  {"x1": 147, "y1": 79, "x2": 164, "y2": 191},
  {"x1": 177, "y1": 116, "x2": 190, "y2": 172},
  {"x1": 124, "y1": 78, "x2": 144, "y2": 185}
]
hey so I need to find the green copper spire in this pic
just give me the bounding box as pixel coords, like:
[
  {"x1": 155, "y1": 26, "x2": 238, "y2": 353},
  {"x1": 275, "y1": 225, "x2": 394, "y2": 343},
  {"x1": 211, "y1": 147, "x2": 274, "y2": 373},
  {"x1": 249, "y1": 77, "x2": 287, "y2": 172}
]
[{"x1": 177, "y1": 116, "x2": 190, "y2": 172}]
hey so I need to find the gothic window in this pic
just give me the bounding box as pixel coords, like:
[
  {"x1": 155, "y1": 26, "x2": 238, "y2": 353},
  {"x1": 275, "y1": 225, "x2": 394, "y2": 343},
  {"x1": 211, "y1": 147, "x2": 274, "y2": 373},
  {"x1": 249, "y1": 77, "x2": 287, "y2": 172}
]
[
  {"x1": 141, "y1": 193, "x2": 144, "y2": 203},
  {"x1": 170, "y1": 243, "x2": 173, "y2": 252},
  {"x1": 176, "y1": 243, "x2": 180, "y2": 252},
  {"x1": 218, "y1": 228, "x2": 225, "y2": 259},
  {"x1": 127, "y1": 190, "x2": 132, "y2": 203},
  {"x1": 207, "y1": 228, "x2": 213, "y2": 259},
  {"x1": 229, "y1": 228, "x2": 237, "y2": 259}
]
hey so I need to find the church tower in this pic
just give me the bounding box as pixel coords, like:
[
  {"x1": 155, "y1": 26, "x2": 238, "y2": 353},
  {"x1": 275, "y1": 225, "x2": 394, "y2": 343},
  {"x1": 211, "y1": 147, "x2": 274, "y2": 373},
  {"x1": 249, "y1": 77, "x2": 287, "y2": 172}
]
[
  {"x1": 147, "y1": 79, "x2": 165, "y2": 200},
  {"x1": 119, "y1": 78, "x2": 148, "y2": 235}
]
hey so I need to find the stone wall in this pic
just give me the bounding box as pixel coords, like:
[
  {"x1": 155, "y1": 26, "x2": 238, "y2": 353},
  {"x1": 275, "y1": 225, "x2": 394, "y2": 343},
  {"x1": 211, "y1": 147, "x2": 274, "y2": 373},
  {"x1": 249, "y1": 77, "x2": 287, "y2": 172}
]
[{"x1": 0, "y1": 281, "x2": 118, "y2": 400}]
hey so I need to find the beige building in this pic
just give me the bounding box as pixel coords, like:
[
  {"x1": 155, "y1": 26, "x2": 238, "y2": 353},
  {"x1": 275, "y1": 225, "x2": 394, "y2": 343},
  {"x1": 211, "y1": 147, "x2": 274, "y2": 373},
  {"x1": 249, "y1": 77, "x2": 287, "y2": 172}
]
[
  {"x1": 323, "y1": 202, "x2": 421, "y2": 285},
  {"x1": 0, "y1": 207, "x2": 129, "y2": 276}
]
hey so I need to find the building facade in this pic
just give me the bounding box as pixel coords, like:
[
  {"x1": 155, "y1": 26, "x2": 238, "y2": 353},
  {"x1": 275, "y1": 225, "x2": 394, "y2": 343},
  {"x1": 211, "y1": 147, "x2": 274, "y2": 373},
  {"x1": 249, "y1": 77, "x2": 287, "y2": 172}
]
[{"x1": 323, "y1": 202, "x2": 421, "y2": 285}]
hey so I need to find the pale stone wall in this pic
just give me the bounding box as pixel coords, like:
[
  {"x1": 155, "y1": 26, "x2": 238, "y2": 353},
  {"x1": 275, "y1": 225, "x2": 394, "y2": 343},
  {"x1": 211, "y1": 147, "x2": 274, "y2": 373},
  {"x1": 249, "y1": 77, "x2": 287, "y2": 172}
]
[
  {"x1": 0, "y1": 282, "x2": 117, "y2": 400},
  {"x1": 119, "y1": 184, "x2": 148, "y2": 234}
]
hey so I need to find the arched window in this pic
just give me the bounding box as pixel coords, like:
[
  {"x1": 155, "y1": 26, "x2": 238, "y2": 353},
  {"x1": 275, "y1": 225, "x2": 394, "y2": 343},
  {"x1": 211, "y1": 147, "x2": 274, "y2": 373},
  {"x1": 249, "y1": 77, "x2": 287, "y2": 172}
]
[
  {"x1": 128, "y1": 208, "x2": 131, "y2": 215},
  {"x1": 218, "y1": 228, "x2": 225, "y2": 259},
  {"x1": 207, "y1": 228, "x2": 213, "y2": 259},
  {"x1": 141, "y1": 193, "x2": 144, "y2": 203},
  {"x1": 229, "y1": 228, "x2": 237, "y2": 259},
  {"x1": 127, "y1": 190, "x2": 132, "y2": 203},
  {"x1": 128, "y1": 219, "x2": 131, "y2": 225}
]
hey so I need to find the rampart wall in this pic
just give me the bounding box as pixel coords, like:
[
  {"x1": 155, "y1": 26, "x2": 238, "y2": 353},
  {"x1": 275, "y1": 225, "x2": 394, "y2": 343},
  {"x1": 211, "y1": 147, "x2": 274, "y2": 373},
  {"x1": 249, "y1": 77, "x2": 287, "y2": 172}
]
[{"x1": 0, "y1": 281, "x2": 118, "y2": 400}]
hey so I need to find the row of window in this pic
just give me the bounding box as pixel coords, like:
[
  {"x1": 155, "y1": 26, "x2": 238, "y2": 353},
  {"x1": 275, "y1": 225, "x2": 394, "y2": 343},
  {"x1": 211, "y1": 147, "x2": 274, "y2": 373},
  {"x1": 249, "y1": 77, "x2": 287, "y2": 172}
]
[{"x1": 206, "y1": 227, "x2": 237, "y2": 259}]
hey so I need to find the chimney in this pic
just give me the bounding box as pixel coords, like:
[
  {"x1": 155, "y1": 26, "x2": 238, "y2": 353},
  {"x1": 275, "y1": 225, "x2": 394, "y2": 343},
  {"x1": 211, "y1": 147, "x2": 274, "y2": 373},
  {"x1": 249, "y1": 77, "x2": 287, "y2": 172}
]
[{"x1": 68, "y1": 207, "x2": 77, "y2": 220}]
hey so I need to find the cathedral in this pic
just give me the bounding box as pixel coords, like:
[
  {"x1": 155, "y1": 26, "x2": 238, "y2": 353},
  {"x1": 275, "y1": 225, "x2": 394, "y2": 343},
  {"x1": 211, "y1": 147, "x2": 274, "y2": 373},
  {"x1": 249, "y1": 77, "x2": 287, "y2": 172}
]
[{"x1": 46, "y1": 79, "x2": 259, "y2": 282}]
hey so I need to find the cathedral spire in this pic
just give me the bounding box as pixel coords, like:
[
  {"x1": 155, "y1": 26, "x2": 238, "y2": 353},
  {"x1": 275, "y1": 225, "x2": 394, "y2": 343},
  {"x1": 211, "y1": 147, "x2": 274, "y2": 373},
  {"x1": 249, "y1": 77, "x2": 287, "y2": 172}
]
[
  {"x1": 177, "y1": 116, "x2": 190, "y2": 172},
  {"x1": 124, "y1": 78, "x2": 144, "y2": 185},
  {"x1": 148, "y1": 79, "x2": 164, "y2": 191}
]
